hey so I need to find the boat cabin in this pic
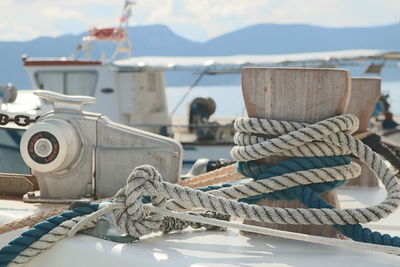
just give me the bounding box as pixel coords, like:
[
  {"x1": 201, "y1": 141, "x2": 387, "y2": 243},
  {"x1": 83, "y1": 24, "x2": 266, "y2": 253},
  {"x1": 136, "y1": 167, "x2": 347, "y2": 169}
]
[{"x1": 23, "y1": 58, "x2": 169, "y2": 134}]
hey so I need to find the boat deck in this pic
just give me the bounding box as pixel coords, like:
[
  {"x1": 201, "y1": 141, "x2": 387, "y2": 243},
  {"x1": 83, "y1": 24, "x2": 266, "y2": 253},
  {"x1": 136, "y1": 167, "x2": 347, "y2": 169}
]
[{"x1": 1, "y1": 186, "x2": 400, "y2": 266}]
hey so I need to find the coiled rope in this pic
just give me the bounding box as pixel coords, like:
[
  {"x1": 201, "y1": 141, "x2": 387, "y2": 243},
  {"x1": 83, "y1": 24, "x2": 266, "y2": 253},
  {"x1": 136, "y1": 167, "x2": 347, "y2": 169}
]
[
  {"x1": 2, "y1": 114, "x2": 400, "y2": 265},
  {"x1": 236, "y1": 156, "x2": 350, "y2": 202},
  {"x1": 236, "y1": 159, "x2": 400, "y2": 246},
  {"x1": 194, "y1": 156, "x2": 351, "y2": 202}
]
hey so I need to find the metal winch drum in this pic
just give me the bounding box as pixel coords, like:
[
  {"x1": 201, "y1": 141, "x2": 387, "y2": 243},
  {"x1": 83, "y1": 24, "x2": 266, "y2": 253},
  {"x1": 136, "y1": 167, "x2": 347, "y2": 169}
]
[{"x1": 20, "y1": 90, "x2": 183, "y2": 202}]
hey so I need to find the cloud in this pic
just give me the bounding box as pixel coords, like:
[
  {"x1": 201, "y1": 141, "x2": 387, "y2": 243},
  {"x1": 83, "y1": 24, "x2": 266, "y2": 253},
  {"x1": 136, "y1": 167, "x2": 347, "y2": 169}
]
[
  {"x1": 0, "y1": 0, "x2": 122, "y2": 41},
  {"x1": 130, "y1": 0, "x2": 400, "y2": 41},
  {"x1": 0, "y1": 22, "x2": 45, "y2": 41},
  {"x1": 41, "y1": 7, "x2": 84, "y2": 20},
  {"x1": 0, "y1": 0, "x2": 398, "y2": 41}
]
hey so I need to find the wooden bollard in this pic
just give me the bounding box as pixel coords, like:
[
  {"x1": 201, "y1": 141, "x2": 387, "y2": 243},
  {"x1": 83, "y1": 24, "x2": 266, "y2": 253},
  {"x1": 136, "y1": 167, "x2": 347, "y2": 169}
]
[
  {"x1": 345, "y1": 77, "x2": 381, "y2": 188},
  {"x1": 241, "y1": 67, "x2": 351, "y2": 238}
]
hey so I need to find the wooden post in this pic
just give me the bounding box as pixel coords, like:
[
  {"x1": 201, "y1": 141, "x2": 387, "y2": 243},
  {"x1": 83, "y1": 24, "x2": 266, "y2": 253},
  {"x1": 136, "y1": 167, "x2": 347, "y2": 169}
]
[
  {"x1": 345, "y1": 77, "x2": 381, "y2": 187},
  {"x1": 241, "y1": 67, "x2": 351, "y2": 237}
]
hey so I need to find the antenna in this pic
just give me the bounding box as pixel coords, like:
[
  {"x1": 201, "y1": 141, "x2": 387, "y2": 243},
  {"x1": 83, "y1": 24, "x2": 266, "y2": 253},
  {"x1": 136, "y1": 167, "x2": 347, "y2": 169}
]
[
  {"x1": 111, "y1": 0, "x2": 136, "y2": 61},
  {"x1": 70, "y1": 0, "x2": 135, "y2": 61}
]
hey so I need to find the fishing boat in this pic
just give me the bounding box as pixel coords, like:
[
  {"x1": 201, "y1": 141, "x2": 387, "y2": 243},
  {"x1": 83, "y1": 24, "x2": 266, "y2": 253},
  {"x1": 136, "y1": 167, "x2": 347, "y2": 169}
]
[
  {"x1": 0, "y1": 69, "x2": 400, "y2": 266},
  {"x1": 1, "y1": 2, "x2": 400, "y2": 265},
  {"x1": 4, "y1": 0, "x2": 400, "y2": 184},
  {"x1": 1, "y1": 1, "x2": 400, "y2": 174}
]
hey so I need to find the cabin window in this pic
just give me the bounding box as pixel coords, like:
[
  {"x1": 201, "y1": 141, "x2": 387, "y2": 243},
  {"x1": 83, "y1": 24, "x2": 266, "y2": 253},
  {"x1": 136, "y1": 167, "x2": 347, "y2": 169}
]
[
  {"x1": 35, "y1": 71, "x2": 98, "y2": 96},
  {"x1": 36, "y1": 72, "x2": 64, "y2": 93}
]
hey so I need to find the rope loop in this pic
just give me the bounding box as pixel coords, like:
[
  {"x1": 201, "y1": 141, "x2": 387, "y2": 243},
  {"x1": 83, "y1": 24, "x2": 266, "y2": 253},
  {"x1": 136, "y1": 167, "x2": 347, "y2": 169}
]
[{"x1": 113, "y1": 165, "x2": 167, "y2": 238}]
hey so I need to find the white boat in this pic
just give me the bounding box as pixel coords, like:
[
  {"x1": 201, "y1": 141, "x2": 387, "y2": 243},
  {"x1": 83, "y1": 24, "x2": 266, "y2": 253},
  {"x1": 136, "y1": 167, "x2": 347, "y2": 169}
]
[
  {"x1": 2, "y1": 49, "x2": 397, "y2": 174},
  {"x1": 1, "y1": 1, "x2": 399, "y2": 174},
  {"x1": 1, "y1": 69, "x2": 400, "y2": 266},
  {"x1": 5, "y1": 49, "x2": 400, "y2": 173},
  {"x1": 1, "y1": 2, "x2": 400, "y2": 265}
]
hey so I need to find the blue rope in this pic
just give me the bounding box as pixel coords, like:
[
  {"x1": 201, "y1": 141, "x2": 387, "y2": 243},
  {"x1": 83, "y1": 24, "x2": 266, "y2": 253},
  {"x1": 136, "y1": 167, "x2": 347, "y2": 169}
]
[
  {"x1": 292, "y1": 186, "x2": 400, "y2": 246},
  {"x1": 196, "y1": 156, "x2": 350, "y2": 200},
  {"x1": 237, "y1": 156, "x2": 350, "y2": 202},
  {"x1": 0, "y1": 202, "x2": 99, "y2": 267},
  {"x1": 236, "y1": 157, "x2": 400, "y2": 247}
]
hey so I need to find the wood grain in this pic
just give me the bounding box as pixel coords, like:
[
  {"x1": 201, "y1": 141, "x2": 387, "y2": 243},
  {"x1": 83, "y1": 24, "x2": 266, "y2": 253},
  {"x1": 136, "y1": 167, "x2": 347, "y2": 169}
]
[
  {"x1": 346, "y1": 77, "x2": 381, "y2": 188},
  {"x1": 241, "y1": 67, "x2": 351, "y2": 238}
]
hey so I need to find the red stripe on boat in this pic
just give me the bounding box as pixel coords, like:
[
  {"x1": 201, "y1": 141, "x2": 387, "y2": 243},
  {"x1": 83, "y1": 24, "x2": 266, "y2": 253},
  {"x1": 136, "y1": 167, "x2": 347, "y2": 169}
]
[{"x1": 24, "y1": 60, "x2": 102, "y2": 66}]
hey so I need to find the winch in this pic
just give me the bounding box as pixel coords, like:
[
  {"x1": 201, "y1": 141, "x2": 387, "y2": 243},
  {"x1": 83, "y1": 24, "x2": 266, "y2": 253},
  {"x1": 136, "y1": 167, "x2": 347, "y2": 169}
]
[{"x1": 20, "y1": 90, "x2": 183, "y2": 202}]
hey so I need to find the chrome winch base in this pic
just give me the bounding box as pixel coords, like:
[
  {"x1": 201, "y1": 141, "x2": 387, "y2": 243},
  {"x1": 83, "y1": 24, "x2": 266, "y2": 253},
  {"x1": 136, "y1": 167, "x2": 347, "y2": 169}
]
[{"x1": 20, "y1": 90, "x2": 183, "y2": 202}]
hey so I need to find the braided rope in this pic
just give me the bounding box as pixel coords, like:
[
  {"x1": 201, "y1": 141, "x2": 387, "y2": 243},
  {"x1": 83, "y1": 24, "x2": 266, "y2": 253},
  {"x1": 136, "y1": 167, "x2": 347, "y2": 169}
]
[
  {"x1": 178, "y1": 129, "x2": 381, "y2": 192},
  {"x1": 8, "y1": 216, "x2": 94, "y2": 266},
  {"x1": 1, "y1": 155, "x2": 395, "y2": 265},
  {"x1": 0, "y1": 166, "x2": 243, "y2": 236},
  {"x1": 180, "y1": 164, "x2": 243, "y2": 188},
  {"x1": 178, "y1": 130, "x2": 385, "y2": 191},
  {"x1": 146, "y1": 206, "x2": 400, "y2": 255},
  {"x1": 230, "y1": 114, "x2": 400, "y2": 219},
  {"x1": 0, "y1": 207, "x2": 68, "y2": 235},
  {"x1": 3, "y1": 157, "x2": 348, "y2": 237},
  {"x1": 2, "y1": 114, "x2": 400, "y2": 265},
  {"x1": 109, "y1": 116, "x2": 399, "y2": 234},
  {"x1": 114, "y1": 163, "x2": 361, "y2": 234},
  {"x1": 196, "y1": 156, "x2": 351, "y2": 203},
  {"x1": 235, "y1": 157, "x2": 351, "y2": 201},
  {"x1": 166, "y1": 162, "x2": 360, "y2": 212},
  {"x1": 0, "y1": 197, "x2": 115, "y2": 236},
  {"x1": 3, "y1": 203, "x2": 229, "y2": 266},
  {"x1": 113, "y1": 166, "x2": 167, "y2": 238},
  {"x1": 0, "y1": 203, "x2": 99, "y2": 266},
  {"x1": 107, "y1": 164, "x2": 399, "y2": 254}
]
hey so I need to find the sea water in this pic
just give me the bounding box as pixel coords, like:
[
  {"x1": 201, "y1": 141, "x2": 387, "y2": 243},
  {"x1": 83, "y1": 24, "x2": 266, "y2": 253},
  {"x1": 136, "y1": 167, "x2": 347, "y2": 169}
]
[{"x1": 166, "y1": 80, "x2": 400, "y2": 119}]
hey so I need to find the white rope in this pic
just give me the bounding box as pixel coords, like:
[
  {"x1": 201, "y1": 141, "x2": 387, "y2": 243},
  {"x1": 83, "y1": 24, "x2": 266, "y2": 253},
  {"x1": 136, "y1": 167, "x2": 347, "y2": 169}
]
[
  {"x1": 8, "y1": 114, "x2": 400, "y2": 265},
  {"x1": 66, "y1": 202, "x2": 400, "y2": 256},
  {"x1": 111, "y1": 165, "x2": 393, "y2": 233},
  {"x1": 230, "y1": 114, "x2": 400, "y2": 221},
  {"x1": 68, "y1": 202, "x2": 400, "y2": 257},
  {"x1": 166, "y1": 163, "x2": 361, "y2": 211},
  {"x1": 108, "y1": 115, "x2": 399, "y2": 245},
  {"x1": 11, "y1": 197, "x2": 400, "y2": 266},
  {"x1": 149, "y1": 206, "x2": 400, "y2": 255},
  {"x1": 9, "y1": 216, "x2": 96, "y2": 266}
]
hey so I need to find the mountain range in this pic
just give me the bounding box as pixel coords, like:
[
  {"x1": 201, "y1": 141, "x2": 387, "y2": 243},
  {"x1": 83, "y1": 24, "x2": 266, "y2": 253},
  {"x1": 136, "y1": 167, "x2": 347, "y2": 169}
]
[{"x1": 1, "y1": 23, "x2": 399, "y2": 88}]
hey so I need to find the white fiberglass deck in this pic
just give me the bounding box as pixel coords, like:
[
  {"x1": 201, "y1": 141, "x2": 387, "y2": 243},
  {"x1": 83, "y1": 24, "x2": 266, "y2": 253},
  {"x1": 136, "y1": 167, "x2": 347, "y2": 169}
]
[{"x1": 1, "y1": 186, "x2": 400, "y2": 266}]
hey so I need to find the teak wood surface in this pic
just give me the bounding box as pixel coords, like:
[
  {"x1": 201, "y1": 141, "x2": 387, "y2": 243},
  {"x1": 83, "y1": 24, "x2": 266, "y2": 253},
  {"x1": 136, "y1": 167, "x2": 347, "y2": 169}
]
[
  {"x1": 241, "y1": 67, "x2": 351, "y2": 238},
  {"x1": 346, "y1": 78, "x2": 381, "y2": 188}
]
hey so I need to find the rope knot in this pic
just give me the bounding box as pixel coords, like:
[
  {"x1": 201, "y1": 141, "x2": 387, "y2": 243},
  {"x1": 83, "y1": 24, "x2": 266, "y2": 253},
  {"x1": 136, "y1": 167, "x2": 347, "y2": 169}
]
[{"x1": 113, "y1": 165, "x2": 167, "y2": 238}]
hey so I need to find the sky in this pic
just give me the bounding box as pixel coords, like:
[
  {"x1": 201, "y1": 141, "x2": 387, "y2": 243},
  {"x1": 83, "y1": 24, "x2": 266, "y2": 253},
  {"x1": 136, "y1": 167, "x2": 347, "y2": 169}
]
[{"x1": 1, "y1": 0, "x2": 399, "y2": 42}]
